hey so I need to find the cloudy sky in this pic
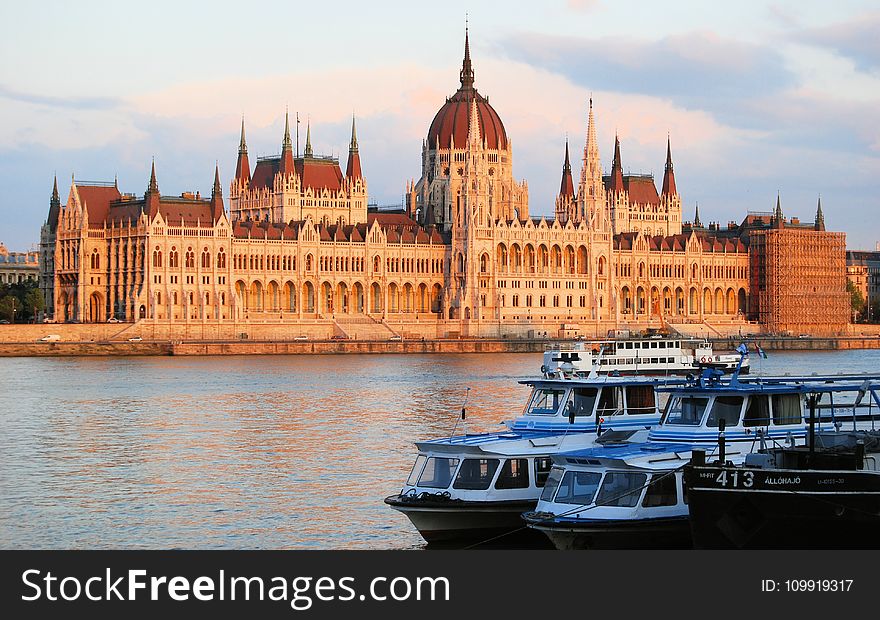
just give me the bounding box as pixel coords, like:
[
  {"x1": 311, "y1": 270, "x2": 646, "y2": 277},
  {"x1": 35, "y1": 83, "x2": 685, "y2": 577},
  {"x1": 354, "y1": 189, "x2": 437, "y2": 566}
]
[{"x1": 1, "y1": 0, "x2": 878, "y2": 251}]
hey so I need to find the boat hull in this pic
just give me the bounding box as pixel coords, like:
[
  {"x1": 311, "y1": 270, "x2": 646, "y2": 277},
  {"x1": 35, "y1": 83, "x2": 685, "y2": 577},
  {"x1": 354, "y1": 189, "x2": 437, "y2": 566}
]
[
  {"x1": 385, "y1": 495, "x2": 543, "y2": 544},
  {"x1": 686, "y1": 465, "x2": 880, "y2": 549},
  {"x1": 524, "y1": 514, "x2": 692, "y2": 550}
]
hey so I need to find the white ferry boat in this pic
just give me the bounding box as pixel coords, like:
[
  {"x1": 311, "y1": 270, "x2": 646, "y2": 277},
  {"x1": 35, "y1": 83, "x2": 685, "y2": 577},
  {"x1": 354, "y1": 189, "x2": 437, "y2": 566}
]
[
  {"x1": 385, "y1": 373, "x2": 685, "y2": 544},
  {"x1": 522, "y1": 365, "x2": 880, "y2": 549},
  {"x1": 542, "y1": 337, "x2": 750, "y2": 378}
]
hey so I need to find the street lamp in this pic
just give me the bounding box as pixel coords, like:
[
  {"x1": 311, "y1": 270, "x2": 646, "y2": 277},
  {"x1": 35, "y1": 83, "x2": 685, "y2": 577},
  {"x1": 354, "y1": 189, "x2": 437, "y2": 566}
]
[{"x1": 10, "y1": 297, "x2": 15, "y2": 324}]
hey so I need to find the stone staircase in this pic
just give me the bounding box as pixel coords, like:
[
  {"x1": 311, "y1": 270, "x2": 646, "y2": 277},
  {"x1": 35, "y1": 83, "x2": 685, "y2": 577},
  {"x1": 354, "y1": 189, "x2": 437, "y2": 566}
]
[{"x1": 333, "y1": 314, "x2": 398, "y2": 340}]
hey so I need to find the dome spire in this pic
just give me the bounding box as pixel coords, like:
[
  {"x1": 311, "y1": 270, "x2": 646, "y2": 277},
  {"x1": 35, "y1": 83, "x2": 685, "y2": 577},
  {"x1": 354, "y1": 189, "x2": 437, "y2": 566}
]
[
  {"x1": 346, "y1": 115, "x2": 362, "y2": 180},
  {"x1": 460, "y1": 23, "x2": 474, "y2": 90}
]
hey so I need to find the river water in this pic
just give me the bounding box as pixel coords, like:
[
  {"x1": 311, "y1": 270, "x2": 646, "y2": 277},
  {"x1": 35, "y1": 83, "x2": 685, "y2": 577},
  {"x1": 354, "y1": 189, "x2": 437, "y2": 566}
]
[{"x1": 2, "y1": 349, "x2": 879, "y2": 549}]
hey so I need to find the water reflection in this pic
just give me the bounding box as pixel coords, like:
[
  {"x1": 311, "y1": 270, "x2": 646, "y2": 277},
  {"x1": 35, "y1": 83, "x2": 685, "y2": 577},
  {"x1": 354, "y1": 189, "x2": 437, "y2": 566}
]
[{"x1": 2, "y1": 350, "x2": 879, "y2": 549}]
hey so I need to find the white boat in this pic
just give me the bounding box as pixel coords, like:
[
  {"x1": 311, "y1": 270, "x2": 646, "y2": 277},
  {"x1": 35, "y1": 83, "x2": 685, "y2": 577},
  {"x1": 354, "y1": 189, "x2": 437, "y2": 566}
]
[
  {"x1": 385, "y1": 372, "x2": 684, "y2": 544},
  {"x1": 542, "y1": 337, "x2": 750, "y2": 378},
  {"x1": 523, "y1": 366, "x2": 880, "y2": 549}
]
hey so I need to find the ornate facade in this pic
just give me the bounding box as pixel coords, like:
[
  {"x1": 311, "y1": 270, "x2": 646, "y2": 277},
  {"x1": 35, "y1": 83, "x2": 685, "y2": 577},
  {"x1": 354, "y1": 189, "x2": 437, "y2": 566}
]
[{"x1": 40, "y1": 31, "x2": 847, "y2": 337}]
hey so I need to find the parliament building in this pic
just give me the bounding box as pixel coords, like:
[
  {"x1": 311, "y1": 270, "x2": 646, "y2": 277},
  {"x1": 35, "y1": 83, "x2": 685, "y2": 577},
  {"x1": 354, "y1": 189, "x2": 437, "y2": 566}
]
[{"x1": 38, "y1": 32, "x2": 849, "y2": 338}]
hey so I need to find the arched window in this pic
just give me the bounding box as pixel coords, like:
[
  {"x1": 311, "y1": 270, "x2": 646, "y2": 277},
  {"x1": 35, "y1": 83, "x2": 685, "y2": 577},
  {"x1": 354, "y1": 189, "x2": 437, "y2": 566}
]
[
  {"x1": 217, "y1": 248, "x2": 226, "y2": 268},
  {"x1": 90, "y1": 249, "x2": 100, "y2": 270},
  {"x1": 201, "y1": 248, "x2": 211, "y2": 269},
  {"x1": 152, "y1": 247, "x2": 162, "y2": 268},
  {"x1": 185, "y1": 248, "x2": 195, "y2": 269},
  {"x1": 169, "y1": 247, "x2": 179, "y2": 268}
]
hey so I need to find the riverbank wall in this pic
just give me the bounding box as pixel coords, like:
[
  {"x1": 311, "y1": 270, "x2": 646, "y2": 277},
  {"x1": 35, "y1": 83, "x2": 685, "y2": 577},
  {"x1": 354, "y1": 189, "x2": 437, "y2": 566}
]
[{"x1": 1, "y1": 334, "x2": 879, "y2": 356}]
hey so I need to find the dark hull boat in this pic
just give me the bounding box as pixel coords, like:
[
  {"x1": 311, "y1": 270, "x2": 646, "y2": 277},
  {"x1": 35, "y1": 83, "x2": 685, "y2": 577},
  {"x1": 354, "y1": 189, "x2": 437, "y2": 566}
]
[{"x1": 685, "y1": 426, "x2": 880, "y2": 549}]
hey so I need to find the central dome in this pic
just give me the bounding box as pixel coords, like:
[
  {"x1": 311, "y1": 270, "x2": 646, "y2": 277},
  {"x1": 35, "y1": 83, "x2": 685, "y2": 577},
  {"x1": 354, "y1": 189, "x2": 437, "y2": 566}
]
[{"x1": 426, "y1": 32, "x2": 509, "y2": 151}]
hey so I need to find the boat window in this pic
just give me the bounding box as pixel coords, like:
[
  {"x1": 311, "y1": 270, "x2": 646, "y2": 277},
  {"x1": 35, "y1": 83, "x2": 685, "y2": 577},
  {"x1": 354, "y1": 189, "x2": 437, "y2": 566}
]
[
  {"x1": 453, "y1": 458, "x2": 500, "y2": 490},
  {"x1": 569, "y1": 388, "x2": 598, "y2": 417},
  {"x1": 743, "y1": 395, "x2": 771, "y2": 427},
  {"x1": 417, "y1": 457, "x2": 460, "y2": 489},
  {"x1": 641, "y1": 473, "x2": 677, "y2": 507},
  {"x1": 681, "y1": 476, "x2": 688, "y2": 505},
  {"x1": 597, "y1": 387, "x2": 620, "y2": 417},
  {"x1": 534, "y1": 457, "x2": 554, "y2": 487},
  {"x1": 772, "y1": 393, "x2": 803, "y2": 425},
  {"x1": 406, "y1": 455, "x2": 428, "y2": 486},
  {"x1": 625, "y1": 385, "x2": 655, "y2": 416},
  {"x1": 554, "y1": 471, "x2": 602, "y2": 505},
  {"x1": 595, "y1": 472, "x2": 648, "y2": 507},
  {"x1": 663, "y1": 397, "x2": 708, "y2": 425},
  {"x1": 659, "y1": 342, "x2": 666, "y2": 349},
  {"x1": 527, "y1": 388, "x2": 566, "y2": 415},
  {"x1": 656, "y1": 391, "x2": 671, "y2": 412},
  {"x1": 495, "y1": 458, "x2": 530, "y2": 489},
  {"x1": 707, "y1": 396, "x2": 744, "y2": 427},
  {"x1": 540, "y1": 467, "x2": 565, "y2": 501},
  {"x1": 625, "y1": 342, "x2": 633, "y2": 349}
]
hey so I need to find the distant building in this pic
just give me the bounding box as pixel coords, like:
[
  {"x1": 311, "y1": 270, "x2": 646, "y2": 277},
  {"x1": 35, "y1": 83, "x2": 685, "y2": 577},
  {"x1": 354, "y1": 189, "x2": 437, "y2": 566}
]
[
  {"x1": 0, "y1": 242, "x2": 39, "y2": 285},
  {"x1": 37, "y1": 30, "x2": 848, "y2": 337},
  {"x1": 846, "y1": 249, "x2": 880, "y2": 321},
  {"x1": 747, "y1": 197, "x2": 849, "y2": 334}
]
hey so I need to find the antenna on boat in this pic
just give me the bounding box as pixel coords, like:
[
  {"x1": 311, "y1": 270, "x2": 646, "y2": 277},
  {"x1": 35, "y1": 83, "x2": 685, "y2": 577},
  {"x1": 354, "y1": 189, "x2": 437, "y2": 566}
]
[{"x1": 450, "y1": 387, "x2": 471, "y2": 438}]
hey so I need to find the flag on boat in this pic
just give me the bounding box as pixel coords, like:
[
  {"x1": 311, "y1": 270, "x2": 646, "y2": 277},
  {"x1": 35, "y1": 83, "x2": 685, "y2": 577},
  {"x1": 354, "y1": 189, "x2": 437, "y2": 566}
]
[
  {"x1": 736, "y1": 343, "x2": 749, "y2": 356},
  {"x1": 754, "y1": 343, "x2": 768, "y2": 359}
]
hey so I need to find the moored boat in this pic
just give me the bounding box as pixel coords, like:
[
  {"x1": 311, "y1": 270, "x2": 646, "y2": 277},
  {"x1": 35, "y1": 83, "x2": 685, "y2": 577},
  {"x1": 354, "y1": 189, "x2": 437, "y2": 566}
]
[
  {"x1": 685, "y1": 389, "x2": 880, "y2": 549},
  {"x1": 385, "y1": 372, "x2": 681, "y2": 544},
  {"x1": 542, "y1": 336, "x2": 750, "y2": 378},
  {"x1": 523, "y1": 366, "x2": 880, "y2": 549}
]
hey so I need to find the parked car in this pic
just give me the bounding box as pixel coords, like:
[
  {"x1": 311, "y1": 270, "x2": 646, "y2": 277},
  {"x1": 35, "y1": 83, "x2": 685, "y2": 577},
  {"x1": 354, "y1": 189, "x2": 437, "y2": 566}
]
[
  {"x1": 128, "y1": 336, "x2": 143, "y2": 342},
  {"x1": 0, "y1": 320, "x2": 9, "y2": 325},
  {"x1": 293, "y1": 335, "x2": 309, "y2": 341},
  {"x1": 388, "y1": 335, "x2": 402, "y2": 341},
  {"x1": 330, "y1": 335, "x2": 349, "y2": 340},
  {"x1": 38, "y1": 334, "x2": 61, "y2": 342},
  {"x1": 107, "y1": 317, "x2": 121, "y2": 323}
]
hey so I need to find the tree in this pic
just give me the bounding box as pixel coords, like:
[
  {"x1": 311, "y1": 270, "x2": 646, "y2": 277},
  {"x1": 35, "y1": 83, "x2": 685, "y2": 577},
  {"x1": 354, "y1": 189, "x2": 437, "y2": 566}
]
[
  {"x1": 0, "y1": 296, "x2": 14, "y2": 322},
  {"x1": 847, "y1": 280, "x2": 865, "y2": 322},
  {"x1": 24, "y1": 288, "x2": 45, "y2": 321}
]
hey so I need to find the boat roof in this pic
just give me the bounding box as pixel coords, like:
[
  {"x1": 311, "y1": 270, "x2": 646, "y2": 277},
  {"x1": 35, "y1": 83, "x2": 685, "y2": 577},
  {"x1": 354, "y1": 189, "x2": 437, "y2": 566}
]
[
  {"x1": 554, "y1": 440, "x2": 698, "y2": 467},
  {"x1": 416, "y1": 429, "x2": 589, "y2": 456},
  {"x1": 656, "y1": 374, "x2": 880, "y2": 395},
  {"x1": 521, "y1": 376, "x2": 688, "y2": 389}
]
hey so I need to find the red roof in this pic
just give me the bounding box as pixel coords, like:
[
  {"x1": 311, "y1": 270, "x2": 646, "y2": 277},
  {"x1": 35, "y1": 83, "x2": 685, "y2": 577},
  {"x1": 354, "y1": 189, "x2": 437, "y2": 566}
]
[
  {"x1": 76, "y1": 184, "x2": 122, "y2": 224},
  {"x1": 250, "y1": 156, "x2": 344, "y2": 193},
  {"x1": 427, "y1": 89, "x2": 507, "y2": 150}
]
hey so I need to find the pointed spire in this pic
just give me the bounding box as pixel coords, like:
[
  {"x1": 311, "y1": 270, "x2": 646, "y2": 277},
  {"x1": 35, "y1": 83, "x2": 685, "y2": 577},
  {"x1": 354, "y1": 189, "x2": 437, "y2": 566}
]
[
  {"x1": 211, "y1": 164, "x2": 225, "y2": 221},
  {"x1": 346, "y1": 116, "x2": 363, "y2": 180},
  {"x1": 609, "y1": 134, "x2": 625, "y2": 193},
  {"x1": 560, "y1": 139, "x2": 574, "y2": 198},
  {"x1": 773, "y1": 193, "x2": 784, "y2": 228},
  {"x1": 349, "y1": 114, "x2": 358, "y2": 152},
  {"x1": 693, "y1": 203, "x2": 702, "y2": 228},
  {"x1": 239, "y1": 116, "x2": 248, "y2": 154},
  {"x1": 467, "y1": 95, "x2": 481, "y2": 149},
  {"x1": 213, "y1": 163, "x2": 222, "y2": 196},
  {"x1": 280, "y1": 110, "x2": 294, "y2": 174},
  {"x1": 304, "y1": 120, "x2": 313, "y2": 157},
  {"x1": 147, "y1": 158, "x2": 159, "y2": 194},
  {"x1": 235, "y1": 116, "x2": 252, "y2": 184},
  {"x1": 47, "y1": 174, "x2": 61, "y2": 231},
  {"x1": 815, "y1": 195, "x2": 825, "y2": 231},
  {"x1": 661, "y1": 135, "x2": 677, "y2": 196},
  {"x1": 460, "y1": 25, "x2": 474, "y2": 90}
]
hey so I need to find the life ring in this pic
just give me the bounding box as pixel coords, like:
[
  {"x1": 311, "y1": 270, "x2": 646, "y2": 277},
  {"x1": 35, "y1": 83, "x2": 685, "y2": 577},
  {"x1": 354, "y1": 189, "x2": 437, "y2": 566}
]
[
  {"x1": 541, "y1": 365, "x2": 548, "y2": 374},
  {"x1": 700, "y1": 356, "x2": 708, "y2": 363}
]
